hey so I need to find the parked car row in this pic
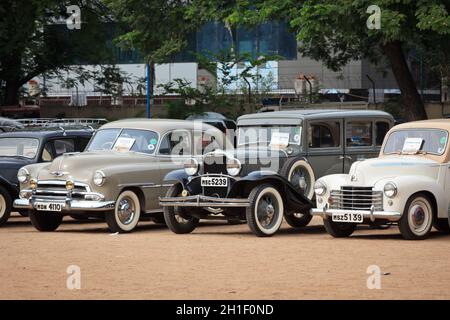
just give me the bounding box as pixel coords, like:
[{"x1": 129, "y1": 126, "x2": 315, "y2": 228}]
[{"x1": 2, "y1": 109, "x2": 450, "y2": 241}]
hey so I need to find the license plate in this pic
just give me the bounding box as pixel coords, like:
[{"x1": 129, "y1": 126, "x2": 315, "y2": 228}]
[
  {"x1": 332, "y1": 212, "x2": 363, "y2": 223},
  {"x1": 34, "y1": 202, "x2": 64, "y2": 212},
  {"x1": 201, "y1": 177, "x2": 228, "y2": 187}
]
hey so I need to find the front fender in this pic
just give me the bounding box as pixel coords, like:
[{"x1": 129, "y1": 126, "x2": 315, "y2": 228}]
[
  {"x1": 163, "y1": 169, "x2": 190, "y2": 186},
  {"x1": 374, "y1": 176, "x2": 446, "y2": 218},
  {"x1": 231, "y1": 172, "x2": 313, "y2": 213}
]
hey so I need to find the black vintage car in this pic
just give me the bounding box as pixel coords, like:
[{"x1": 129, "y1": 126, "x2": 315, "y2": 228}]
[
  {"x1": 0, "y1": 127, "x2": 93, "y2": 226},
  {"x1": 159, "y1": 150, "x2": 313, "y2": 237}
]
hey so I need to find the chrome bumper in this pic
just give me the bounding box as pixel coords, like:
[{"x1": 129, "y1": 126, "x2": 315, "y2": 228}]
[
  {"x1": 159, "y1": 195, "x2": 250, "y2": 208},
  {"x1": 310, "y1": 205, "x2": 402, "y2": 222},
  {"x1": 14, "y1": 198, "x2": 115, "y2": 212}
]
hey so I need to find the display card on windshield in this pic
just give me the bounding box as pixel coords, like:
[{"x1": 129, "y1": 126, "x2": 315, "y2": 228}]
[
  {"x1": 113, "y1": 137, "x2": 136, "y2": 152},
  {"x1": 269, "y1": 132, "x2": 290, "y2": 148},
  {"x1": 402, "y1": 137, "x2": 423, "y2": 153}
]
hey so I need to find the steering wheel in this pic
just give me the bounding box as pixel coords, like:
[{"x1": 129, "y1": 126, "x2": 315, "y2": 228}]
[{"x1": 101, "y1": 141, "x2": 113, "y2": 150}]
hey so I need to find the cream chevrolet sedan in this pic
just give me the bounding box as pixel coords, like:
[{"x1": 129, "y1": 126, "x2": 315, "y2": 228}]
[
  {"x1": 311, "y1": 119, "x2": 450, "y2": 240},
  {"x1": 14, "y1": 119, "x2": 227, "y2": 233}
]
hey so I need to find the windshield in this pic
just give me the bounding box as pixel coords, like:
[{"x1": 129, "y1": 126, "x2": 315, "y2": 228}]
[
  {"x1": 0, "y1": 138, "x2": 39, "y2": 158},
  {"x1": 86, "y1": 128, "x2": 159, "y2": 154},
  {"x1": 238, "y1": 126, "x2": 302, "y2": 147},
  {"x1": 383, "y1": 129, "x2": 448, "y2": 156}
]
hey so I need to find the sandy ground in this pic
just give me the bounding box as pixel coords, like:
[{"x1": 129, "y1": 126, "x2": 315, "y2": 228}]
[{"x1": 1, "y1": 212, "x2": 450, "y2": 300}]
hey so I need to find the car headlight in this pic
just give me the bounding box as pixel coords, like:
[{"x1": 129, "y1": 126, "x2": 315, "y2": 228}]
[
  {"x1": 384, "y1": 182, "x2": 397, "y2": 198},
  {"x1": 226, "y1": 158, "x2": 242, "y2": 177},
  {"x1": 17, "y1": 168, "x2": 30, "y2": 184},
  {"x1": 184, "y1": 158, "x2": 199, "y2": 176},
  {"x1": 93, "y1": 171, "x2": 106, "y2": 186},
  {"x1": 314, "y1": 180, "x2": 327, "y2": 196}
]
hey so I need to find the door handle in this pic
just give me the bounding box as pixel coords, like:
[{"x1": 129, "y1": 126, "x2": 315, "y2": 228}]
[{"x1": 339, "y1": 156, "x2": 352, "y2": 160}]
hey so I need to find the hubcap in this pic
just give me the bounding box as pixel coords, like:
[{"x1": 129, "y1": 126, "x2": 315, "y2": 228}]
[
  {"x1": 0, "y1": 194, "x2": 5, "y2": 218},
  {"x1": 257, "y1": 194, "x2": 278, "y2": 228},
  {"x1": 117, "y1": 197, "x2": 135, "y2": 225},
  {"x1": 290, "y1": 167, "x2": 311, "y2": 196},
  {"x1": 407, "y1": 199, "x2": 432, "y2": 236}
]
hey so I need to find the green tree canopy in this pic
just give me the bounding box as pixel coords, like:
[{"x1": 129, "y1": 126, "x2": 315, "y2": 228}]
[
  {"x1": 0, "y1": 0, "x2": 114, "y2": 106},
  {"x1": 188, "y1": 0, "x2": 450, "y2": 120}
]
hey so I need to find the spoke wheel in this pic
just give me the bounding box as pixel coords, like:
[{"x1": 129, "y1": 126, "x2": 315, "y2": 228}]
[{"x1": 163, "y1": 184, "x2": 199, "y2": 234}]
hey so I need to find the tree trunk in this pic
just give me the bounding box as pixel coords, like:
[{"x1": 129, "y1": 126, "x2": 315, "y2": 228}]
[
  {"x1": 3, "y1": 80, "x2": 20, "y2": 106},
  {"x1": 381, "y1": 41, "x2": 427, "y2": 121}
]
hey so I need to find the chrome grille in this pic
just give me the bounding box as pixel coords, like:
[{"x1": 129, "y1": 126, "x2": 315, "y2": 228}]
[
  {"x1": 34, "y1": 181, "x2": 89, "y2": 200},
  {"x1": 330, "y1": 186, "x2": 383, "y2": 211}
]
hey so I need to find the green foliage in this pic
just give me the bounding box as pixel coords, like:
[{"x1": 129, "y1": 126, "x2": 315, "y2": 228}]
[
  {"x1": 104, "y1": 0, "x2": 197, "y2": 63},
  {"x1": 0, "y1": 0, "x2": 114, "y2": 105}
]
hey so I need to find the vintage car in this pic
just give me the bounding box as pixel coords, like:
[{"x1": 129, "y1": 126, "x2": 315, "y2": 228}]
[
  {"x1": 159, "y1": 150, "x2": 313, "y2": 237},
  {"x1": 14, "y1": 119, "x2": 227, "y2": 233},
  {"x1": 233, "y1": 109, "x2": 394, "y2": 227},
  {"x1": 311, "y1": 119, "x2": 450, "y2": 240},
  {"x1": 0, "y1": 127, "x2": 93, "y2": 226}
]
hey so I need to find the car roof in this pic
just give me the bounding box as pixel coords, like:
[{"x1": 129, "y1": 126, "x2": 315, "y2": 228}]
[
  {"x1": 392, "y1": 119, "x2": 450, "y2": 131},
  {"x1": 100, "y1": 118, "x2": 222, "y2": 133},
  {"x1": 237, "y1": 109, "x2": 394, "y2": 126},
  {"x1": 0, "y1": 127, "x2": 93, "y2": 139}
]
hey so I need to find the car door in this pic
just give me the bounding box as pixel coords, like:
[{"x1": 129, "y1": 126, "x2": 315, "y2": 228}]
[
  {"x1": 306, "y1": 119, "x2": 345, "y2": 178},
  {"x1": 156, "y1": 129, "x2": 193, "y2": 197},
  {"x1": 343, "y1": 118, "x2": 380, "y2": 172}
]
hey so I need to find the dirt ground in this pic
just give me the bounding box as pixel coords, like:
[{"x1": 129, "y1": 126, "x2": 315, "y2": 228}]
[{"x1": 1, "y1": 212, "x2": 450, "y2": 300}]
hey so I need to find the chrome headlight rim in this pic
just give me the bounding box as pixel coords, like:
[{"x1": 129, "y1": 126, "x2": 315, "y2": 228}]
[
  {"x1": 93, "y1": 170, "x2": 106, "y2": 187},
  {"x1": 314, "y1": 180, "x2": 327, "y2": 196},
  {"x1": 226, "y1": 158, "x2": 242, "y2": 177},
  {"x1": 17, "y1": 168, "x2": 30, "y2": 184},
  {"x1": 184, "y1": 158, "x2": 199, "y2": 176},
  {"x1": 384, "y1": 182, "x2": 397, "y2": 198}
]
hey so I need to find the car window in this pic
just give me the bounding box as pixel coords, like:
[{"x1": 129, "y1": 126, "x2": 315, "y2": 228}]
[
  {"x1": 376, "y1": 121, "x2": 390, "y2": 146},
  {"x1": 346, "y1": 121, "x2": 373, "y2": 147},
  {"x1": 41, "y1": 142, "x2": 54, "y2": 162},
  {"x1": 308, "y1": 121, "x2": 340, "y2": 148},
  {"x1": 383, "y1": 129, "x2": 448, "y2": 155},
  {"x1": 159, "y1": 130, "x2": 191, "y2": 156},
  {"x1": 86, "y1": 129, "x2": 121, "y2": 151},
  {"x1": 53, "y1": 139, "x2": 75, "y2": 157},
  {"x1": 79, "y1": 137, "x2": 91, "y2": 151},
  {"x1": 117, "y1": 129, "x2": 159, "y2": 154}
]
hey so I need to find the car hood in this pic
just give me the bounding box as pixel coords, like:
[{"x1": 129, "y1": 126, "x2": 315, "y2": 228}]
[
  {"x1": 36, "y1": 151, "x2": 156, "y2": 181},
  {"x1": 0, "y1": 156, "x2": 33, "y2": 170},
  {"x1": 349, "y1": 156, "x2": 441, "y2": 185}
]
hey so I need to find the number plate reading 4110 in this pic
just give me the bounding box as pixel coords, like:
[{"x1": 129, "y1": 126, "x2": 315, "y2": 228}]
[
  {"x1": 332, "y1": 212, "x2": 363, "y2": 223},
  {"x1": 201, "y1": 177, "x2": 228, "y2": 187}
]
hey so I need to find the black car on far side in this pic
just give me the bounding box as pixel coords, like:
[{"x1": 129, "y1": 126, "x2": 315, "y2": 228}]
[{"x1": 0, "y1": 127, "x2": 94, "y2": 226}]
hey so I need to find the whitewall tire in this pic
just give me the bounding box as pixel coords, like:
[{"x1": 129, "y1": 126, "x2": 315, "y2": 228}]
[
  {"x1": 106, "y1": 190, "x2": 141, "y2": 233},
  {"x1": 399, "y1": 194, "x2": 434, "y2": 240}
]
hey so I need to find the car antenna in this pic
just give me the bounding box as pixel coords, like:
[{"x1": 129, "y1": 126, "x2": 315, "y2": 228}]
[{"x1": 59, "y1": 126, "x2": 67, "y2": 136}]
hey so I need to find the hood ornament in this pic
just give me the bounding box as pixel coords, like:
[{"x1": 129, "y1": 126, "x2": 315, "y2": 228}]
[
  {"x1": 351, "y1": 175, "x2": 357, "y2": 182},
  {"x1": 50, "y1": 171, "x2": 67, "y2": 177}
]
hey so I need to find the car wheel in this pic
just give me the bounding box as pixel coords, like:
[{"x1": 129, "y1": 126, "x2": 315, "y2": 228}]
[
  {"x1": 246, "y1": 184, "x2": 284, "y2": 237},
  {"x1": 105, "y1": 190, "x2": 141, "y2": 233},
  {"x1": 0, "y1": 185, "x2": 12, "y2": 226},
  {"x1": 433, "y1": 218, "x2": 450, "y2": 233},
  {"x1": 18, "y1": 210, "x2": 29, "y2": 217},
  {"x1": 280, "y1": 158, "x2": 315, "y2": 200},
  {"x1": 323, "y1": 219, "x2": 356, "y2": 238},
  {"x1": 284, "y1": 212, "x2": 313, "y2": 228},
  {"x1": 280, "y1": 158, "x2": 315, "y2": 228},
  {"x1": 29, "y1": 211, "x2": 63, "y2": 232},
  {"x1": 399, "y1": 194, "x2": 434, "y2": 240},
  {"x1": 163, "y1": 184, "x2": 199, "y2": 234},
  {"x1": 151, "y1": 213, "x2": 166, "y2": 225}
]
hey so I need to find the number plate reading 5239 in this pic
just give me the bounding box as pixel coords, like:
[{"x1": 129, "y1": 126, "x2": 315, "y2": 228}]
[{"x1": 201, "y1": 177, "x2": 228, "y2": 187}]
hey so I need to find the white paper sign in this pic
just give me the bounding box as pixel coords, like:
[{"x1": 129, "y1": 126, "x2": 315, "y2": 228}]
[
  {"x1": 402, "y1": 138, "x2": 423, "y2": 153},
  {"x1": 270, "y1": 132, "x2": 290, "y2": 148},
  {"x1": 113, "y1": 137, "x2": 136, "y2": 152}
]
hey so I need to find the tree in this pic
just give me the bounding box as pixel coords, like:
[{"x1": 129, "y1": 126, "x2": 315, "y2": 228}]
[
  {"x1": 104, "y1": 0, "x2": 198, "y2": 102},
  {"x1": 0, "y1": 0, "x2": 113, "y2": 106},
  {"x1": 188, "y1": 0, "x2": 450, "y2": 121}
]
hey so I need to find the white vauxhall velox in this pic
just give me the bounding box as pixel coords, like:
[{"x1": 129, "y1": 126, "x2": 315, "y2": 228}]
[{"x1": 311, "y1": 119, "x2": 450, "y2": 240}]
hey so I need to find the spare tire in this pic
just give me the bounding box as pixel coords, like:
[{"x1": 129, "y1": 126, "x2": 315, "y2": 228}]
[{"x1": 280, "y1": 157, "x2": 315, "y2": 200}]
